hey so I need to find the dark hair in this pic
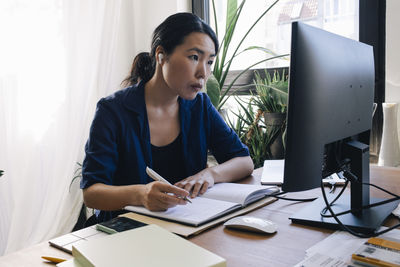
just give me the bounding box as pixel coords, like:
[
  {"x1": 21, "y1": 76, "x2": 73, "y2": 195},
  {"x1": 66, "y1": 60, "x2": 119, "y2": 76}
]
[
  {"x1": 123, "y1": 12, "x2": 219, "y2": 84},
  {"x1": 121, "y1": 52, "x2": 153, "y2": 87}
]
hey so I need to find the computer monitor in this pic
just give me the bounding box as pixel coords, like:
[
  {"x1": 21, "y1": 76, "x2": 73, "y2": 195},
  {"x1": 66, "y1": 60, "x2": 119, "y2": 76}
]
[{"x1": 282, "y1": 22, "x2": 399, "y2": 234}]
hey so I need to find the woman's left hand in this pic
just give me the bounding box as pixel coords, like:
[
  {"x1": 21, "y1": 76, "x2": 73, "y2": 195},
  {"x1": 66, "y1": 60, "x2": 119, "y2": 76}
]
[{"x1": 174, "y1": 171, "x2": 215, "y2": 198}]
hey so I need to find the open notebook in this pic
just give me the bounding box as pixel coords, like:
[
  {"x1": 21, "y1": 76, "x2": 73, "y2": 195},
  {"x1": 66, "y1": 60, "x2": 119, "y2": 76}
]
[{"x1": 124, "y1": 183, "x2": 279, "y2": 227}]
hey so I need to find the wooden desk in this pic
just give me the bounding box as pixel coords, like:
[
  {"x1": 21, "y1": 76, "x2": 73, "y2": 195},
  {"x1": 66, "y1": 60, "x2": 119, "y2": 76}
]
[{"x1": 1, "y1": 166, "x2": 399, "y2": 267}]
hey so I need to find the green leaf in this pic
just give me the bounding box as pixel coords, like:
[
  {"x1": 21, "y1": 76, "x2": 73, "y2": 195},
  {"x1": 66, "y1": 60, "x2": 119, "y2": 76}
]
[
  {"x1": 69, "y1": 162, "x2": 83, "y2": 193},
  {"x1": 218, "y1": 54, "x2": 288, "y2": 110},
  {"x1": 206, "y1": 74, "x2": 221, "y2": 108},
  {"x1": 208, "y1": 0, "x2": 285, "y2": 114},
  {"x1": 223, "y1": 45, "x2": 285, "y2": 68},
  {"x1": 219, "y1": 0, "x2": 244, "y2": 84},
  {"x1": 220, "y1": 0, "x2": 280, "y2": 90},
  {"x1": 211, "y1": 0, "x2": 219, "y2": 39},
  {"x1": 226, "y1": 0, "x2": 238, "y2": 32},
  {"x1": 252, "y1": 68, "x2": 289, "y2": 113}
]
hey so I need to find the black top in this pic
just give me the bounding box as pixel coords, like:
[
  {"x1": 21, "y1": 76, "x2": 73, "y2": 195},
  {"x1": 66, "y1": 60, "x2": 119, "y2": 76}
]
[{"x1": 151, "y1": 133, "x2": 186, "y2": 184}]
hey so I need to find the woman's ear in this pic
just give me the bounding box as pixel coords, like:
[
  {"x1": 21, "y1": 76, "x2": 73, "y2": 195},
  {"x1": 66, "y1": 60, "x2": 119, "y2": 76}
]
[{"x1": 155, "y1": 45, "x2": 166, "y2": 65}]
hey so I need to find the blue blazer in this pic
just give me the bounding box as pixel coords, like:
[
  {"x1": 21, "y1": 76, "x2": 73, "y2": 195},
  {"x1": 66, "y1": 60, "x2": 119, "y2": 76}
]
[{"x1": 81, "y1": 82, "x2": 249, "y2": 221}]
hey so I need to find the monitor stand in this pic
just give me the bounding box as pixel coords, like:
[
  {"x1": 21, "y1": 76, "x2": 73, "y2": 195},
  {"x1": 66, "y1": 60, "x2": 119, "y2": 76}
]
[
  {"x1": 289, "y1": 195, "x2": 399, "y2": 234},
  {"x1": 290, "y1": 140, "x2": 400, "y2": 234}
]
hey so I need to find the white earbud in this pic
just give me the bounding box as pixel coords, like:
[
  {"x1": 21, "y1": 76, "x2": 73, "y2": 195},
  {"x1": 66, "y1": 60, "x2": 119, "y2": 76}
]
[{"x1": 158, "y1": 53, "x2": 164, "y2": 64}]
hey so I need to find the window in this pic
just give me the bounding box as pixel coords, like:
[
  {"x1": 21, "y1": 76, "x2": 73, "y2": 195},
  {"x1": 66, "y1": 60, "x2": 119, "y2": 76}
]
[
  {"x1": 0, "y1": 0, "x2": 66, "y2": 141},
  {"x1": 193, "y1": 0, "x2": 385, "y2": 160},
  {"x1": 208, "y1": 0, "x2": 359, "y2": 70}
]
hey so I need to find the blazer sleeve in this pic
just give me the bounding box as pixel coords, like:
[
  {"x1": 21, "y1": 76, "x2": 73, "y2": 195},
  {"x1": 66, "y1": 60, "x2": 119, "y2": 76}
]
[
  {"x1": 81, "y1": 99, "x2": 119, "y2": 189},
  {"x1": 206, "y1": 95, "x2": 250, "y2": 163}
]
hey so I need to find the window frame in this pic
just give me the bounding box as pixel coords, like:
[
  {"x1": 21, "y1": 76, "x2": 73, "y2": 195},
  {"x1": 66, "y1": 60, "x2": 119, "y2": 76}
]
[{"x1": 359, "y1": 0, "x2": 386, "y2": 160}]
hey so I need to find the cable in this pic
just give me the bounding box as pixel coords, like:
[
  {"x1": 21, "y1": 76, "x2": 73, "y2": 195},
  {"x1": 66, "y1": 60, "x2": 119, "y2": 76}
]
[
  {"x1": 270, "y1": 191, "x2": 318, "y2": 202},
  {"x1": 319, "y1": 170, "x2": 400, "y2": 238},
  {"x1": 320, "y1": 168, "x2": 400, "y2": 217},
  {"x1": 321, "y1": 167, "x2": 400, "y2": 218},
  {"x1": 320, "y1": 196, "x2": 400, "y2": 217},
  {"x1": 320, "y1": 179, "x2": 349, "y2": 216},
  {"x1": 363, "y1": 182, "x2": 400, "y2": 198}
]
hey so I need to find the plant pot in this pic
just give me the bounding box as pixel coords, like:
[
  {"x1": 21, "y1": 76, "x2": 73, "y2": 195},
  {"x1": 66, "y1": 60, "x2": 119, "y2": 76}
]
[{"x1": 263, "y1": 112, "x2": 286, "y2": 159}]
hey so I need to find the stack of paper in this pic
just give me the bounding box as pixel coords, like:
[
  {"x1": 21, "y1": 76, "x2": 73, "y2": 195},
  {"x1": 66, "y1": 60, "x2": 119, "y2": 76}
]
[
  {"x1": 294, "y1": 228, "x2": 400, "y2": 267},
  {"x1": 352, "y1": 237, "x2": 400, "y2": 266}
]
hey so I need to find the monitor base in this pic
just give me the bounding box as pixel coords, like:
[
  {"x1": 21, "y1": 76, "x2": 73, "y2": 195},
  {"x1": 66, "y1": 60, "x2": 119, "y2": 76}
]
[{"x1": 289, "y1": 194, "x2": 399, "y2": 234}]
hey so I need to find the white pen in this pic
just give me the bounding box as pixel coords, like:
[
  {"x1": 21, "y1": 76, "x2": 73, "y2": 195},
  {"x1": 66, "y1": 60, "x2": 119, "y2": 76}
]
[{"x1": 146, "y1": 167, "x2": 192, "y2": 203}]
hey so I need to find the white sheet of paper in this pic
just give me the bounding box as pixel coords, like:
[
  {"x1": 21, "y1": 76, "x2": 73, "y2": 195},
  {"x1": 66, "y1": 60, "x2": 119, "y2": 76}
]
[
  {"x1": 293, "y1": 252, "x2": 351, "y2": 267},
  {"x1": 201, "y1": 183, "x2": 276, "y2": 205},
  {"x1": 260, "y1": 160, "x2": 346, "y2": 185},
  {"x1": 261, "y1": 160, "x2": 284, "y2": 185},
  {"x1": 125, "y1": 197, "x2": 238, "y2": 225}
]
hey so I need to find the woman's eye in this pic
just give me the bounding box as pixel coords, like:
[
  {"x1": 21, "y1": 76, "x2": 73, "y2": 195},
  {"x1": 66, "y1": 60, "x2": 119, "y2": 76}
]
[
  {"x1": 207, "y1": 60, "x2": 214, "y2": 65},
  {"x1": 189, "y1": 55, "x2": 199, "y2": 61}
]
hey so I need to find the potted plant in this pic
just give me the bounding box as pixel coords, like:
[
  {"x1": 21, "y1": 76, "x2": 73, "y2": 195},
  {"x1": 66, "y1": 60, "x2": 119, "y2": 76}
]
[
  {"x1": 251, "y1": 69, "x2": 288, "y2": 159},
  {"x1": 226, "y1": 97, "x2": 279, "y2": 168},
  {"x1": 206, "y1": 0, "x2": 285, "y2": 111}
]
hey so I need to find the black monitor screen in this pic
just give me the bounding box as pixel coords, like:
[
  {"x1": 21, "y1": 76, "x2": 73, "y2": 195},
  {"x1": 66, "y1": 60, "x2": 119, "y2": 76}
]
[
  {"x1": 283, "y1": 22, "x2": 374, "y2": 193},
  {"x1": 282, "y1": 22, "x2": 399, "y2": 234}
]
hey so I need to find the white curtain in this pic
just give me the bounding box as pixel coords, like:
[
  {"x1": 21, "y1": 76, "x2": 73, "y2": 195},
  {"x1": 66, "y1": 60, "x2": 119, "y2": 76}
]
[
  {"x1": 0, "y1": 0, "x2": 139, "y2": 255},
  {"x1": 386, "y1": 0, "x2": 400, "y2": 140}
]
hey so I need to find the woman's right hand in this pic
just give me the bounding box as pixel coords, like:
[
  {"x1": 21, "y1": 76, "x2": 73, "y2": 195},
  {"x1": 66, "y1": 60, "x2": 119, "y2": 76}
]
[{"x1": 141, "y1": 181, "x2": 189, "y2": 211}]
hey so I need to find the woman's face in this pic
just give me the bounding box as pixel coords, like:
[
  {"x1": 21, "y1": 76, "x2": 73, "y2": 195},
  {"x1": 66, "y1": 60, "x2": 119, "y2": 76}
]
[{"x1": 161, "y1": 32, "x2": 216, "y2": 100}]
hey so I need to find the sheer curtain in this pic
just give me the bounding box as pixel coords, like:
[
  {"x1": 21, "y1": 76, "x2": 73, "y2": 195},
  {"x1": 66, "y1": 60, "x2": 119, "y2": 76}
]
[
  {"x1": 0, "y1": 0, "x2": 139, "y2": 255},
  {"x1": 386, "y1": 0, "x2": 400, "y2": 140}
]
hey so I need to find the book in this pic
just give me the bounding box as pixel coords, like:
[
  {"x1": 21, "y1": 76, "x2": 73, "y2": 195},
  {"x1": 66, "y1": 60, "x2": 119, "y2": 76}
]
[
  {"x1": 96, "y1": 216, "x2": 147, "y2": 234},
  {"x1": 50, "y1": 217, "x2": 146, "y2": 254},
  {"x1": 124, "y1": 183, "x2": 279, "y2": 226},
  {"x1": 65, "y1": 224, "x2": 226, "y2": 267},
  {"x1": 49, "y1": 225, "x2": 108, "y2": 254},
  {"x1": 57, "y1": 258, "x2": 83, "y2": 267},
  {"x1": 352, "y1": 237, "x2": 400, "y2": 267},
  {"x1": 261, "y1": 160, "x2": 345, "y2": 186}
]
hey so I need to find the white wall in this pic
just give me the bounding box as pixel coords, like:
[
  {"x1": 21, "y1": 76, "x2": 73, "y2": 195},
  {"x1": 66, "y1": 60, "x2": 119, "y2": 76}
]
[
  {"x1": 386, "y1": 0, "x2": 400, "y2": 140},
  {"x1": 131, "y1": 0, "x2": 191, "y2": 53},
  {"x1": 112, "y1": 0, "x2": 191, "y2": 92}
]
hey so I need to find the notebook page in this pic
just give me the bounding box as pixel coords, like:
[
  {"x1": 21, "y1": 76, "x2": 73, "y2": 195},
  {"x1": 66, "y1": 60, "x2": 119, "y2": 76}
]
[
  {"x1": 125, "y1": 197, "x2": 239, "y2": 226},
  {"x1": 200, "y1": 183, "x2": 276, "y2": 206}
]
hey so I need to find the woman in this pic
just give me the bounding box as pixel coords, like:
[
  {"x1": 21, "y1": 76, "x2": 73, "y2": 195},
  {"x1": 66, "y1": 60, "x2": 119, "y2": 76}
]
[
  {"x1": 120, "y1": 52, "x2": 153, "y2": 87},
  {"x1": 81, "y1": 12, "x2": 253, "y2": 223}
]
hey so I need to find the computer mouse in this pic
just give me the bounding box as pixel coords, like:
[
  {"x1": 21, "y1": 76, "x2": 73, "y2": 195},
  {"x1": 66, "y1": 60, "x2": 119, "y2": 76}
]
[{"x1": 223, "y1": 216, "x2": 277, "y2": 234}]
